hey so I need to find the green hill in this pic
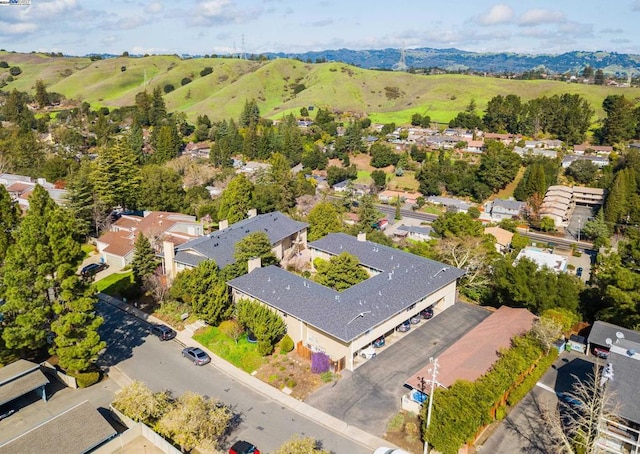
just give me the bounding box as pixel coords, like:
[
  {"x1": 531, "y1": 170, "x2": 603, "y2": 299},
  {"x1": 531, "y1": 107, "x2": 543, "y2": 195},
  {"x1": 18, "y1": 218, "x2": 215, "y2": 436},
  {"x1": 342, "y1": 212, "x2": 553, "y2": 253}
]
[{"x1": 1, "y1": 52, "x2": 639, "y2": 125}]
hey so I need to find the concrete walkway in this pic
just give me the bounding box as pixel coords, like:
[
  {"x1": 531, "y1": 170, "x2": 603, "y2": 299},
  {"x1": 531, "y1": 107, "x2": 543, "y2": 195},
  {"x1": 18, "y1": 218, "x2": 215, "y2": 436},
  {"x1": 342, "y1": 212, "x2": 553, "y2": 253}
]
[{"x1": 98, "y1": 293, "x2": 395, "y2": 452}]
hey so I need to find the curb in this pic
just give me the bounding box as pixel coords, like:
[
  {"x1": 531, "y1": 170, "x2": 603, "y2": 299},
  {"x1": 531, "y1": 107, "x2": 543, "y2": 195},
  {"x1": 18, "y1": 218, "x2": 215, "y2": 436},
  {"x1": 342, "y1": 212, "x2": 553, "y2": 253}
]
[{"x1": 98, "y1": 293, "x2": 394, "y2": 452}]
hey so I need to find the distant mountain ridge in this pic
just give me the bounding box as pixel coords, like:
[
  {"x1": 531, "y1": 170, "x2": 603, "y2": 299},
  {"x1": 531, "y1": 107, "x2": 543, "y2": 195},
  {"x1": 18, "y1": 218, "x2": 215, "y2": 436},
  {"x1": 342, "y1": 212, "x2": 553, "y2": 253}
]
[{"x1": 264, "y1": 47, "x2": 640, "y2": 75}]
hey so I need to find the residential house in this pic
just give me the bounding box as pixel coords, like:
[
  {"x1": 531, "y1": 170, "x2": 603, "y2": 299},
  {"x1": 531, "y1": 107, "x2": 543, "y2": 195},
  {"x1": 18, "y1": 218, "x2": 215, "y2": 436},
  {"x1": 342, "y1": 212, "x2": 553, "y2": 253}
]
[
  {"x1": 164, "y1": 211, "x2": 307, "y2": 279},
  {"x1": 562, "y1": 154, "x2": 610, "y2": 169},
  {"x1": 228, "y1": 232, "x2": 465, "y2": 371},
  {"x1": 586, "y1": 321, "x2": 640, "y2": 452},
  {"x1": 405, "y1": 306, "x2": 536, "y2": 391},
  {"x1": 426, "y1": 196, "x2": 470, "y2": 213},
  {"x1": 182, "y1": 141, "x2": 211, "y2": 159},
  {"x1": 332, "y1": 180, "x2": 350, "y2": 193},
  {"x1": 539, "y1": 185, "x2": 605, "y2": 227},
  {"x1": 483, "y1": 132, "x2": 521, "y2": 146},
  {"x1": 395, "y1": 225, "x2": 434, "y2": 241},
  {"x1": 515, "y1": 246, "x2": 568, "y2": 273},
  {"x1": 573, "y1": 144, "x2": 613, "y2": 156},
  {"x1": 484, "y1": 198, "x2": 526, "y2": 221},
  {"x1": 513, "y1": 146, "x2": 558, "y2": 159},
  {"x1": 463, "y1": 139, "x2": 485, "y2": 153},
  {"x1": 484, "y1": 226, "x2": 514, "y2": 254},
  {"x1": 0, "y1": 174, "x2": 68, "y2": 210},
  {"x1": 97, "y1": 211, "x2": 203, "y2": 269}
]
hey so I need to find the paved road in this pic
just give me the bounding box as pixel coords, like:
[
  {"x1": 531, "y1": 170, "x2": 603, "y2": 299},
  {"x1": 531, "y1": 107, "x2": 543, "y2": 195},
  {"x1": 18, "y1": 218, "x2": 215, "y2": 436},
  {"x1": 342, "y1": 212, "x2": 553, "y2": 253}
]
[
  {"x1": 305, "y1": 303, "x2": 491, "y2": 435},
  {"x1": 96, "y1": 301, "x2": 371, "y2": 454}
]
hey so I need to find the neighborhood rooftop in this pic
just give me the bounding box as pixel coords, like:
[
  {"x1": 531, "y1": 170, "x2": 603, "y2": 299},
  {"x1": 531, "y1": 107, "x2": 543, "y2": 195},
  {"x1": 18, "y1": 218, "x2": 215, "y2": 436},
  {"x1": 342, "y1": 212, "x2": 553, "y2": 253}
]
[
  {"x1": 228, "y1": 233, "x2": 465, "y2": 342},
  {"x1": 174, "y1": 212, "x2": 308, "y2": 269}
]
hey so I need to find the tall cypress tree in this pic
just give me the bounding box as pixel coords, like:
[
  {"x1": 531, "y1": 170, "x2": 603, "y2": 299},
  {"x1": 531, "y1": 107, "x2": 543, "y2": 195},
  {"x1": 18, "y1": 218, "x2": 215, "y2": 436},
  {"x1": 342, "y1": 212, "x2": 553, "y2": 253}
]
[
  {"x1": 131, "y1": 233, "x2": 158, "y2": 285},
  {"x1": 0, "y1": 185, "x2": 20, "y2": 266}
]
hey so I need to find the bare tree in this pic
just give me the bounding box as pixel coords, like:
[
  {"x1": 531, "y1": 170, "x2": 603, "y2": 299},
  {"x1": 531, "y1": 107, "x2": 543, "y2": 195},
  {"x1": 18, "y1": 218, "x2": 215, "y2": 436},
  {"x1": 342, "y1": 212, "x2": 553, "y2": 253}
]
[
  {"x1": 112, "y1": 380, "x2": 171, "y2": 424},
  {"x1": 92, "y1": 198, "x2": 112, "y2": 236},
  {"x1": 540, "y1": 363, "x2": 619, "y2": 454},
  {"x1": 142, "y1": 273, "x2": 169, "y2": 303},
  {"x1": 434, "y1": 236, "x2": 493, "y2": 296},
  {"x1": 530, "y1": 316, "x2": 563, "y2": 354}
]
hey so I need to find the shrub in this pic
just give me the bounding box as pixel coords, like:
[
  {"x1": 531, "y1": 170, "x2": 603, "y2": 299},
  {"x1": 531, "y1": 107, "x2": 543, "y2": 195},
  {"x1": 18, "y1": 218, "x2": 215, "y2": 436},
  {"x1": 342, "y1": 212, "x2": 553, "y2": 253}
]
[
  {"x1": 285, "y1": 378, "x2": 296, "y2": 388},
  {"x1": 0, "y1": 61, "x2": 8, "y2": 68},
  {"x1": 121, "y1": 66, "x2": 126, "y2": 72},
  {"x1": 200, "y1": 66, "x2": 213, "y2": 77},
  {"x1": 320, "y1": 371, "x2": 335, "y2": 383},
  {"x1": 72, "y1": 371, "x2": 101, "y2": 388},
  {"x1": 279, "y1": 334, "x2": 294, "y2": 353},
  {"x1": 257, "y1": 340, "x2": 273, "y2": 356},
  {"x1": 495, "y1": 405, "x2": 507, "y2": 421},
  {"x1": 163, "y1": 84, "x2": 175, "y2": 93},
  {"x1": 9, "y1": 66, "x2": 21, "y2": 76},
  {"x1": 311, "y1": 351, "x2": 330, "y2": 374},
  {"x1": 181, "y1": 77, "x2": 192, "y2": 86},
  {"x1": 405, "y1": 421, "x2": 419, "y2": 438},
  {"x1": 386, "y1": 413, "x2": 404, "y2": 432}
]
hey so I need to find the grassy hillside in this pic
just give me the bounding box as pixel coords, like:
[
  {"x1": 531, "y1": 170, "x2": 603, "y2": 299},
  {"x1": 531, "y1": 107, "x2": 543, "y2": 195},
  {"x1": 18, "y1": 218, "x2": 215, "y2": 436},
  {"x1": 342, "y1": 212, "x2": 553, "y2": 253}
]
[{"x1": 2, "y1": 52, "x2": 639, "y2": 125}]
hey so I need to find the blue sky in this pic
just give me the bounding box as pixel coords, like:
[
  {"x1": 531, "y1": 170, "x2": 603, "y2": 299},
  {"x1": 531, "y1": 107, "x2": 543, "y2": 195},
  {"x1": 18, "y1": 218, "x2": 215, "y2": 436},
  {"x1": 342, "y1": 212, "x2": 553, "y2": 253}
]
[{"x1": 1, "y1": 0, "x2": 639, "y2": 56}]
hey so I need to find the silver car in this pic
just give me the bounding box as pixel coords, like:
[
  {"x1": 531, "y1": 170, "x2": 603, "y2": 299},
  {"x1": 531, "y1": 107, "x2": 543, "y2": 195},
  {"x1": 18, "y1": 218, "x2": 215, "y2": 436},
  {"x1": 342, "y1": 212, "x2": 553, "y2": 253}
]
[{"x1": 182, "y1": 347, "x2": 211, "y2": 366}]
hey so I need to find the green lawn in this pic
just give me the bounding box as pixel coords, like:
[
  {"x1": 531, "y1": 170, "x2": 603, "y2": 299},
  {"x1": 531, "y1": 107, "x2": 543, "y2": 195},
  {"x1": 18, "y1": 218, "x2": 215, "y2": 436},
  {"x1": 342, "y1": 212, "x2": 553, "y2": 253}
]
[
  {"x1": 95, "y1": 271, "x2": 134, "y2": 295},
  {"x1": 194, "y1": 326, "x2": 265, "y2": 373},
  {"x1": 81, "y1": 243, "x2": 95, "y2": 260}
]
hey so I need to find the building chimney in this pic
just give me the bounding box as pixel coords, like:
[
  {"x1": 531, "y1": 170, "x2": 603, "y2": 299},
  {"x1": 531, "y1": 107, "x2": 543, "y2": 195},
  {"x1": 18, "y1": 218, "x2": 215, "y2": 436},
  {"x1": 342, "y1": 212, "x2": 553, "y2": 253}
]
[
  {"x1": 248, "y1": 256, "x2": 261, "y2": 273},
  {"x1": 219, "y1": 219, "x2": 229, "y2": 230},
  {"x1": 163, "y1": 241, "x2": 177, "y2": 281},
  {"x1": 247, "y1": 208, "x2": 258, "y2": 218},
  {"x1": 357, "y1": 232, "x2": 366, "y2": 242}
]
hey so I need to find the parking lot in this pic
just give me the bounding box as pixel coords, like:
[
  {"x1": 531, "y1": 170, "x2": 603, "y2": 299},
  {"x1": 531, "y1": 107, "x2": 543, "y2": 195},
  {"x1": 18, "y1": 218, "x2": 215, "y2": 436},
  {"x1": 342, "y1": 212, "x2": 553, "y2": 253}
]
[{"x1": 304, "y1": 302, "x2": 491, "y2": 435}]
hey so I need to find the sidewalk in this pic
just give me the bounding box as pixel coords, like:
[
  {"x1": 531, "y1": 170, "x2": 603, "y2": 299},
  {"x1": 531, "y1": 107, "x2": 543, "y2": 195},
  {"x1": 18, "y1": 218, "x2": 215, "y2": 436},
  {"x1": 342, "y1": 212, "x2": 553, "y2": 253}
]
[{"x1": 98, "y1": 293, "x2": 394, "y2": 452}]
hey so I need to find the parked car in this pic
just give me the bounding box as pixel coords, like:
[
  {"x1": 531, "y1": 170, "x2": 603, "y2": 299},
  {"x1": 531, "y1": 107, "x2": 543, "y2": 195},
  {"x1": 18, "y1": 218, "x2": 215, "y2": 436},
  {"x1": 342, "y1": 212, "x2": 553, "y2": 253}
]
[
  {"x1": 229, "y1": 440, "x2": 260, "y2": 454},
  {"x1": 182, "y1": 347, "x2": 211, "y2": 366},
  {"x1": 593, "y1": 347, "x2": 610, "y2": 359},
  {"x1": 420, "y1": 307, "x2": 434, "y2": 320},
  {"x1": 360, "y1": 346, "x2": 376, "y2": 359},
  {"x1": 372, "y1": 336, "x2": 385, "y2": 348},
  {"x1": 558, "y1": 392, "x2": 582, "y2": 408},
  {"x1": 373, "y1": 448, "x2": 410, "y2": 454},
  {"x1": 576, "y1": 267, "x2": 584, "y2": 278},
  {"x1": 149, "y1": 324, "x2": 176, "y2": 341},
  {"x1": 410, "y1": 315, "x2": 421, "y2": 325},
  {"x1": 397, "y1": 320, "x2": 411, "y2": 332},
  {"x1": 81, "y1": 262, "x2": 108, "y2": 278}
]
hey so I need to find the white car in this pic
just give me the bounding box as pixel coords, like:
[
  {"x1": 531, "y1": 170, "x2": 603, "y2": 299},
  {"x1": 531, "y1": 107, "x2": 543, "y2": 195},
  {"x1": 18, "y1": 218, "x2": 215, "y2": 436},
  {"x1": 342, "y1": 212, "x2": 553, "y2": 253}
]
[
  {"x1": 373, "y1": 448, "x2": 410, "y2": 454},
  {"x1": 360, "y1": 346, "x2": 376, "y2": 359}
]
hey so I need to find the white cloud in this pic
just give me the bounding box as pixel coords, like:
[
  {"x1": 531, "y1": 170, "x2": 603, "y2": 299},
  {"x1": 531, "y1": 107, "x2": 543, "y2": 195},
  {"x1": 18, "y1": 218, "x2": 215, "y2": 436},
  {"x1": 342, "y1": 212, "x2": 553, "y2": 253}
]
[
  {"x1": 103, "y1": 16, "x2": 149, "y2": 30},
  {"x1": 518, "y1": 9, "x2": 566, "y2": 27},
  {"x1": 0, "y1": 21, "x2": 38, "y2": 34},
  {"x1": 189, "y1": 0, "x2": 248, "y2": 26},
  {"x1": 146, "y1": 1, "x2": 164, "y2": 14},
  {"x1": 477, "y1": 4, "x2": 514, "y2": 26},
  {"x1": 311, "y1": 18, "x2": 333, "y2": 27}
]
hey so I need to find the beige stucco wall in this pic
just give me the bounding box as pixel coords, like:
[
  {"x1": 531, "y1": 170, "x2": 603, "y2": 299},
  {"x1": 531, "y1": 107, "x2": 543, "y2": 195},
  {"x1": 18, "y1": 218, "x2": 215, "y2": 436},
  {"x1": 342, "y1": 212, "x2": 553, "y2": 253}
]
[{"x1": 231, "y1": 279, "x2": 458, "y2": 371}]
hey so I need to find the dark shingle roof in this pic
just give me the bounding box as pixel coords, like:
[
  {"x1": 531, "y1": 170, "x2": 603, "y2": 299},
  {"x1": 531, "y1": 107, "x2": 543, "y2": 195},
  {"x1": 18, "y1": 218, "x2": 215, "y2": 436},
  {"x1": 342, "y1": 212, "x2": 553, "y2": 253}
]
[
  {"x1": 587, "y1": 321, "x2": 640, "y2": 348},
  {"x1": 492, "y1": 199, "x2": 525, "y2": 212},
  {"x1": 397, "y1": 225, "x2": 433, "y2": 236},
  {"x1": 608, "y1": 352, "x2": 640, "y2": 424},
  {"x1": 0, "y1": 400, "x2": 116, "y2": 454},
  {"x1": 174, "y1": 212, "x2": 307, "y2": 268},
  {"x1": 229, "y1": 233, "x2": 464, "y2": 341}
]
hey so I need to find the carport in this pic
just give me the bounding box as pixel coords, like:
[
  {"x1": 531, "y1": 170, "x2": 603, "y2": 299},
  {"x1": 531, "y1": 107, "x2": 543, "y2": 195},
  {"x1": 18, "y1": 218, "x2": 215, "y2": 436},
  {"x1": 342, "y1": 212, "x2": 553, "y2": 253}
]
[{"x1": 0, "y1": 359, "x2": 49, "y2": 406}]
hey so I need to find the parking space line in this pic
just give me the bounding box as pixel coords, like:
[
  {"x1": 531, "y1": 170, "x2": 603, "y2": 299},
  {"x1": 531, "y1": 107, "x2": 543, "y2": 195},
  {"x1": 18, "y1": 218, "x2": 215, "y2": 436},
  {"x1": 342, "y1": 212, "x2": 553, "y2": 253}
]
[{"x1": 535, "y1": 382, "x2": 556, "y2": 394}]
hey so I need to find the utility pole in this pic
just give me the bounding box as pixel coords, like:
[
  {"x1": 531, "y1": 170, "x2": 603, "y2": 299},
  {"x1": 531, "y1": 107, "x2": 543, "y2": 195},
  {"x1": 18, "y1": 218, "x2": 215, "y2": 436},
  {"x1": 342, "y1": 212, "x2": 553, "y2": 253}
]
[
  {"x1": 423, "y1": 357, "x2": 439, "y2": 454},
  {"x1": 577, "y1": 217, "x2": 581, "y2": 242}
]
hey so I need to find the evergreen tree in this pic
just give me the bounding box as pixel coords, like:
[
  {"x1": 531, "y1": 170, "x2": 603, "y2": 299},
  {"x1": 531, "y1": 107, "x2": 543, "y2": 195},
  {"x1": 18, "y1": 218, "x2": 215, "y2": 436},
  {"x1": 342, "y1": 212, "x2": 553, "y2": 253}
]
[
  {"x1": 279, "y1": 115, "x2": 304, "y2": 164},
  {"x1": 307, "y1": 201, "x2": 343, "y2": 241},
  {"x1": 131, "y1": 233, "x2": 158, "y2": 285},
  {"x1": 134, "y1": 91, "x2": 151, "y2": 127},
  {"x1": 217, "y1": 174, "x2": 255, "y2": 224},
  {"x1": 356, "y1": 195, "x2": 382, "y2": 233},
  {"x1": 63, "y1": 162, "x2": 95, "y2": 237},
  {"x1": 604, "y1": 167, "x2": 636, "y2": 225},
  {"x1": 150, "y1": 122, "x2": 181, "y2": 164},
  {"x1": 128, "y1": 124, "x2": 145, "y2": 163},
  {"x1": 138, "y1": 165, "x2": 186, "y2": 212},
  {"x1": 0, "y1": 185, "x2": 20, "y2": 265},
  {"x1": 2, "y1": 187, "x2": 83, "y2": 352},
  {"x1": 314, "y1": 252, "x2": 369, "y2": 291},
  {"x1": 35, "y1": 79, "x2": 50, "y2": 108},
  {"x1": 149, "y1": 86, "x2": 167, "y2": 127},
  {"x1": 239, "y1": 99, "x2": 260, "y2": 127},
  {"x1": 92, "y1": 140, "x2": 142, "y2": 210},
  {"x1": 600, "y1": 95, "x2": 636, "y2": 145}
]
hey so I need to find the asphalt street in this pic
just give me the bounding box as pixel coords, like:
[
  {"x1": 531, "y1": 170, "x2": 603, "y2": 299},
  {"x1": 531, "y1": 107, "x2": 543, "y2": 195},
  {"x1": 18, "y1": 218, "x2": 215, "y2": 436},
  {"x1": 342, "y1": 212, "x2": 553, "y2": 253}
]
[
  {"x1": 305, "y1": 303, "x2": 491, "y2": 435},
  {"x1": 96, "y1": 301, "x2": 371, "y2": 454}
]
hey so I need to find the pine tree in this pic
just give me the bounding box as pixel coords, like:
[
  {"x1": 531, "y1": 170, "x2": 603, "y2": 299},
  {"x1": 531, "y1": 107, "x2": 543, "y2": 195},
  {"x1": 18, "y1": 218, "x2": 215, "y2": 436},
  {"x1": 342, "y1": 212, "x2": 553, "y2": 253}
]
[
  {"x1": 0, "y1": 185, "x2": 20, "y2": 265},
  {"x1": 131, "y1": 233, "x2": 158, "y2": 285},
  {"x1": 92, "y1": 140, "x2": 142, "y2": 210},
  {"x1": 34, "y1": 80, "x2": 50, "y2": 108},
  {"x1": 2, "y1": 187, "x2": 83, "y2": 352},
  {"x1": 149, "y1": 87, "x2": 167, "y2": 127},
  {"x1": 307, "y1": 201, "x2": 343, "y2": 241},
  {"x1": 217, "y1": 174, "x2": 255, "y2": 224},
  {"x1": 151, "y1": 123, "x2": 181, "y2": 164}
]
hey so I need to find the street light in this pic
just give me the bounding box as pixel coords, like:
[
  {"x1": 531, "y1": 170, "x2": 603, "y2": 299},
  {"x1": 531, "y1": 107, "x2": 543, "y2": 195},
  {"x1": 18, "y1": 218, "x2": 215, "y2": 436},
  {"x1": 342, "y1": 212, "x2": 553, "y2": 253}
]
[{"x1": 345, "y1": 311, "x2": 371, "y2": 370}]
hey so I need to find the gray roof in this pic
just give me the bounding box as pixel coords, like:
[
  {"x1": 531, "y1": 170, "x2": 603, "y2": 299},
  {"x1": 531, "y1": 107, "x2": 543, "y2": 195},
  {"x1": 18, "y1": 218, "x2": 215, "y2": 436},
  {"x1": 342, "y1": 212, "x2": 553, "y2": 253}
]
[
  {"x1": 0, "y1": 360, "x2": 50, "y2": 407},
  {"x1": 175, "y1": 212, "x2": 307, "y2": 268},
  {"x1": 587, "y1": 321, "x2": 640, "y2": 348},
  {"x1": 608, "y1": 352, "x2": 640, "y2": 424},
  {"x1": 426, "y1": 196, "x2": 470, "y2": 211},
  {"x1": 397, "y1": 225, "x2": 433, "y2": 236},
  {"x1": 229, "y1": 233, "x2": 465, "y2": 342},
  {"x1": 0, "y1": 400, "x2": 116, "y2": 454},
  {"x1": 492, "y1": 198, "x2": 525, "y2": 212}
]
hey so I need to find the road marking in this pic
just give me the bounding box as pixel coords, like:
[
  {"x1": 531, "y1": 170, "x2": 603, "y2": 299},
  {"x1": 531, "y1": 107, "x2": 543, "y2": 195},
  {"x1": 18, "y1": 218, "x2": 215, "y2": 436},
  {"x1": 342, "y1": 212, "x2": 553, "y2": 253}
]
[{"x1": 535, "y1": 382, "x2": 556, "y2": 394}]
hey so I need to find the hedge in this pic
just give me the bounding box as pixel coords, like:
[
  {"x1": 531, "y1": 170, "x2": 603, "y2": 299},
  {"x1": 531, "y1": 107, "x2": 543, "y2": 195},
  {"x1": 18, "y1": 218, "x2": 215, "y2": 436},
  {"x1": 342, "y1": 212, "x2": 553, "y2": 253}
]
[
  {"x1": 507, "y1": 348, "x2": 558, "y2": 406},
  {"x1": 72, "y1": 371, "x2": 101, "y2": 388}
]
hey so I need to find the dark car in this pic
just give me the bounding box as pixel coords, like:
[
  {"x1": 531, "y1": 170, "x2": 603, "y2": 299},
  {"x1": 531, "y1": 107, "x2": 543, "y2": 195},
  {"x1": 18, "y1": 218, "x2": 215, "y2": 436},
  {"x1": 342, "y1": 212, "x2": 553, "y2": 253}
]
[
  {"x1": 593, "y1": 347, "x2": 610, "y2": 359},
  {"x1": 372, "y1": 336, "x2": 385, "y2": 348},
  {"x1": 81, "y1": 262, "x2": 108, "y2": 278},
  {"x1": 397, "y1": 320, "x2": 411, "y2": 333},
  {"x1": 576, "y1": 267, "x2": 584, "y2": 278},
  {"x1": 229, "y1": 440, "x2": 260, "y2": 454},
  {"x1": 182, "y1": 347, "x2": 211, "y2": 366},
  {"x1": 420, "y1": 307, "x2": 434, "y2": 320},
  {"x1": 149, "y1": 324, "x2": 176, "y2": 341}
]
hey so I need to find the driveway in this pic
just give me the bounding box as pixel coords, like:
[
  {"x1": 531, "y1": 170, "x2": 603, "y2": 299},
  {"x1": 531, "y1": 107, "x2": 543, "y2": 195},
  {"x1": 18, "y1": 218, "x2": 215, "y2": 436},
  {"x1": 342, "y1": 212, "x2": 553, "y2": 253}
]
[
  {"x1": 479, "y1": 351, "x2": 596, "y2": 453},
  {"x1": 304, "y1": 302, "x2": 491, "y2": 435}
]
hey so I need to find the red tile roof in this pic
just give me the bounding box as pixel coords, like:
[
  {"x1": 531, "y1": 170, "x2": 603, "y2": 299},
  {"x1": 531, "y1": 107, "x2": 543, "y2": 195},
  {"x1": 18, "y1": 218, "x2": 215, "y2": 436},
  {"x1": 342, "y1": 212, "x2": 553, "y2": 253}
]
[{"x1": 406, "y1": 306, "x2": 536, "y2": 390}]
